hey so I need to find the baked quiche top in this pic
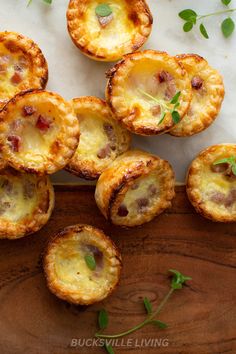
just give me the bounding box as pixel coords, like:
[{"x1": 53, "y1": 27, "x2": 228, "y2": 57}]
[{"x1": 67, "y1": 0, "x2": 153, "y2": 61}]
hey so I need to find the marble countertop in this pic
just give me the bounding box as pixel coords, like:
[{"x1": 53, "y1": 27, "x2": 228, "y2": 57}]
[{"x1": 1, "y1": 0, "x2": 235, "y2": 182}]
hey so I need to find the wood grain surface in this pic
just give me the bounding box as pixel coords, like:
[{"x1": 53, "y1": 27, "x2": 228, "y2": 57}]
[{"x1": 0, "y1": 185, "x2": 236, "y2": 354}]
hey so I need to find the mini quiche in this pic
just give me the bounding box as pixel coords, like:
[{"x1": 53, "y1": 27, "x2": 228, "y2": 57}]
[
  {"x1": 65, "y1": 96, "x2": 131, "y2": 180},
  {"x1": 67, "y1": 0, "x2": 153, "y2": 62},
  {"x1": 106, "y1": 50, "x2": 192, "y2": 135},
  {"x1": 170, "y1": 54, "x2": 225, "y2": 137},
  {"x1": 0, "y1": 31, "x2": 48, "y2": 110},
  {"x1": 44, "y1": 224, "x2": 122, "y2": 305},
  {"x1": 0, "y1": 168, "x2": 54, "y2": 239},
  {"x1": 186, "y1": 144, "x2": 236, "y2": 222},
  {"x1": 95, "y1": 150, "x2": 175, "y2": 227},
  {"x1": 0, "y1": 90, "x2": 80, "y2": 175}
]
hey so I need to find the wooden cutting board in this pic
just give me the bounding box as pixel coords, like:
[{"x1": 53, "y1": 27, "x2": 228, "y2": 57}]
[{"x1": 0, "y1": 185, "x2": 236, "y2": 354}]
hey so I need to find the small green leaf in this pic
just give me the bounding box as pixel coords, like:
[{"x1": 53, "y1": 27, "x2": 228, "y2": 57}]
[
  {"x1": 169, "y1": 269, "x2": 192, "y2": 290},
  {"x1": 170, "y1": 91, "x2": 181, "y2": 104},
  {"x1": 143, "y1": 297, "x2": 152, "y2": 315},
  {"x1": 232, "y1": 164, "x2": 236, "y2": 176},
  {"x1": 174, "y1": 102, "x2": 180, "y2": 109},
  {"x1": 183, "y1": 22, "x2": 194, "y2": 32},
  {"x1": 221, "y1": 18, "x2": 235, "y2": 38},
  {"x1": 105, "y1": 342, "x2": 115, "y2": 354},
  {"x1": 213, "y1": 157, "x2": 235, "y2": 165},
  {"x1": 84, "y1": 254, "x2": 96, "y2": 271},
  {"x1": 43, "y1": 0, "x2": 52, "y2": 3},
  {"x1": 222, "y1": 0, "x2": 231, "y2": 5},
  {"x1": 172, "y1": 111, "x2": 180, "y2": 124},
  {"x1": 199, "y1": 23, "x2": 209, "y2": 39},
  {"x1": 95, "y1": 3, "x2": 112, "y2": 17},
  {"x1": 179, "y1": 9, "x2": 197, "y2": 22},
  {"x1": 158, "y1": 112, "x2": 166, "y2": 125},
  {"x1": 151, "y1": 320, "x2": 168, "y2": 329},
  {"x1": 98, "y1": 309, "x2": 109, "y2": 330}
]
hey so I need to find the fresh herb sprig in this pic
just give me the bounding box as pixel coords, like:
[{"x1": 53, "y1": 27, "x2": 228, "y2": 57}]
[
  {"x1": 213, "y1": 156, "x2": 236, "y2": 175},
  {"x1": 84, "y1": 254, "x2": 96, "y2": 271},
  {"x1": 95, "y1": 269, "x2": 191, "y2": 353},
  {"x1": 27, "y1": 0, "x2": 52, "y2": 6},
  {"x1": 179, "y1": 0, "x2": 236, "y2": 39},
  {"x1": 95, "y1": 4, "x2": 112, "y2": 17},
  {"x1": 138, "y1": 89, "x2": 181, "y2": 125}
]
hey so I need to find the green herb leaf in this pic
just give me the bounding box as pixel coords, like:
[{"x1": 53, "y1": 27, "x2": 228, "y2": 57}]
[
  {"x1": 170, "y1": 91, "x2": 181, "y2": 104},
  {"x1": 213, "y1": 157, "x2": 235, "y2": 165},
  {"x1": 222, "y1": 0, "x2": 231, "y2": 5},
  {"x1": 179, "y1": 9, "x2": 197, "y2": 22},
  {"x1": 199, "y1": 23, "x2": 209, "y2": 39},
  {"x1": 232, "y1": 164, "x2": 236, "y2": 176},
  {"x1": 221, "y1": 17, "x2": 235, "y2": 38},
  {"x1": 84, "y1": 254, "x2": 96, "y2": 271},
  {"x1": 172, "y1": 111, "x2": 180, "y2": 124},
  {"x1": 98, "y1": 309, "x2": 109, "y2": 330},
  {"x1": 158, "y1": 112, "x2": 166, "y2": 125},
  {"x1": 95, "y1": 3, "x2": 112, "y2": 17},
  {"x1": 151, "y1": 320, "x2": 168, "y2": 329},
  {"x1": 183, "y1": 22, "x2": 194, "y2": 32},
  {"x1": 169, "y1": 269, "x2": 192, "y2": 290},
  {"x1": 104, "y1": 342, "x2": 115, "y2": 354},
  {"x1": 143, "y1": 297, "x2": 152, "y2": 315},
  {"x1": 43, "y1": 0, "x2": 52, "y2": 3}
]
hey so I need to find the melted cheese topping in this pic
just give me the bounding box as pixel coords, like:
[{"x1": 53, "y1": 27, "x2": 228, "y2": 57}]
[
  {"x1": 0, "y1": 175, "x2": 38, "y2": 222},
  {"x1": 53, "y1": 238, "x2": 113, "y2": 297},
  {"x1": 85, "y1": 1, "x2": 136, "y2": 50},
  {"x1": 0, "y1": 44, "x2": 29, "y2": 102}
]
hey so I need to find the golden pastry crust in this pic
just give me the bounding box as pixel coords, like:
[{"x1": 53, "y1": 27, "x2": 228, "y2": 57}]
[
  {"x1": 170, "y1": 54, "x2": 225, "y2": 137},
  {"x1": 0, "y1": 31, "x2": 48, "y2": 110},
  {"x1": 186, "y1": 144, "x2": 236, "y2": 222},
  {"x1": 95, "y1": 150, "x2": 175, "y2": 227},
  {"x1": 44, "y1": 224, "x2": 122, "y2": 305},
  {"x1": 0, "y1": 90, "x2": 80, "y2": 175},
  {"x1": 0, "y1": 168, "x2": 54, "y2": 240},
  {"x1": 67, "y1": 0, "x2": 153, "y2": 62},
  {"x1": 106, "y1": 50, "x2": 192, "y2": 135},
  {"x1": 65, "y1": 96, "x2": 131, "y2": 180}
]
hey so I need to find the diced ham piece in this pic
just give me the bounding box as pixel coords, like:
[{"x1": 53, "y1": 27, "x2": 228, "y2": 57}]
[
  {"x1": 97, "y1": 144, "x2": 111, "y2": 159},
  {"x1": 210, "y1": 192, "x2": 225, "y2": 204},
  {"x1": 0, "y1": 55, "x2": 10, "y2": 74},
  {"x1": 137, "y1": 198, "x2": 149, "y2": 211},
  {"x1": 97, "y1": 13, "x2": 113, "y2": 28},
  {"x1": 11, "y1": 71, "x2": 22, "y2": 85},
  {"x1": 36, "y1": 115, "x2": 51, "y2": 132},
  {"x1": 210, "y1": 190, "x2": 236, "y2": 208},
  {"x1": 131, "y1": 182, "x2": 139, "y2": 190},
  {"x1": 23, "y1": 180, "x2": 35, "y2": 199},
  {"x1": 7, "y1": 135, "x2": 21, "y2": 152},
  {"x1": 225, "y1": 189, "x2": 236, "y2": 207},
  {"x1": 0, "y1": 201, "x2": 11, "y2": 215},
  {"x1": 117, "y1": 204, "x2": 129, "y2": 217},
  {"x1": 211, "y1": 163, "x2": 229, "y2": 173},
  {"x1": 150, "y1": 105, "x2": 161, "y2": 116},
  {"x1": 148, "y1": 184, "x2": 158, "y2": 196},
  {"x1": 156, "y1": 70, "x2": 177, "y2": 100},
  {"x1": 191, "y1": 76, "x2": 203, "y2": 90},
  {"x1": 103, "y1": 123, "x2": 116, "y2": 150},
  {"x1": 23, "y1": 106, "x2": 36, "y2": 117}
]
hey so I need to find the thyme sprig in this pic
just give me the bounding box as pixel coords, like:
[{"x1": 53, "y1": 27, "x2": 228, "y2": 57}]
[
  {"x1": 95, "y1": 269, "x2": 191, "y2": 353},
  {"x1": 138, "y1": 89, "x2": 181, "y2": 125}
]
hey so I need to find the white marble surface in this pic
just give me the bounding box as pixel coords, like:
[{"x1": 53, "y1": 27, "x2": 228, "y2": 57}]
[{"x1": 0, "y1": 0, "x2": 235, "y2": 182}]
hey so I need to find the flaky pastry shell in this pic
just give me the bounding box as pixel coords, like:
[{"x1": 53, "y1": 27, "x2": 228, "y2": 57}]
[
  {"x1": 95, "y1": 149, "x2": 175, "y2": 227},
  {"x1": 65, "y1": 96, "x2": 131, "y2": 180},
  {"x1": 0, "y1": 31, "x2": 48, "y2": 110},
  {"x1": 170, "y1": 54, "x2": 225, "y2": 137},
  {"x1": 186, "y1": 144, "x2": 236, "y2": 222},
  {"x1": 106, "y1": 50, "x2": 192, "y2": 135},
  {"x1": 0, "y1": 168, "x2": 54, "y2": 240},
  {"x1": 44, "y1": 224, "x2": 122, "y2": 305},
  {"x1": 67, "y1": 0, "x2": 153, "y2": 62},
  {"x1": 0, "y1": 90, "x2": 80, "y2": 175}
]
